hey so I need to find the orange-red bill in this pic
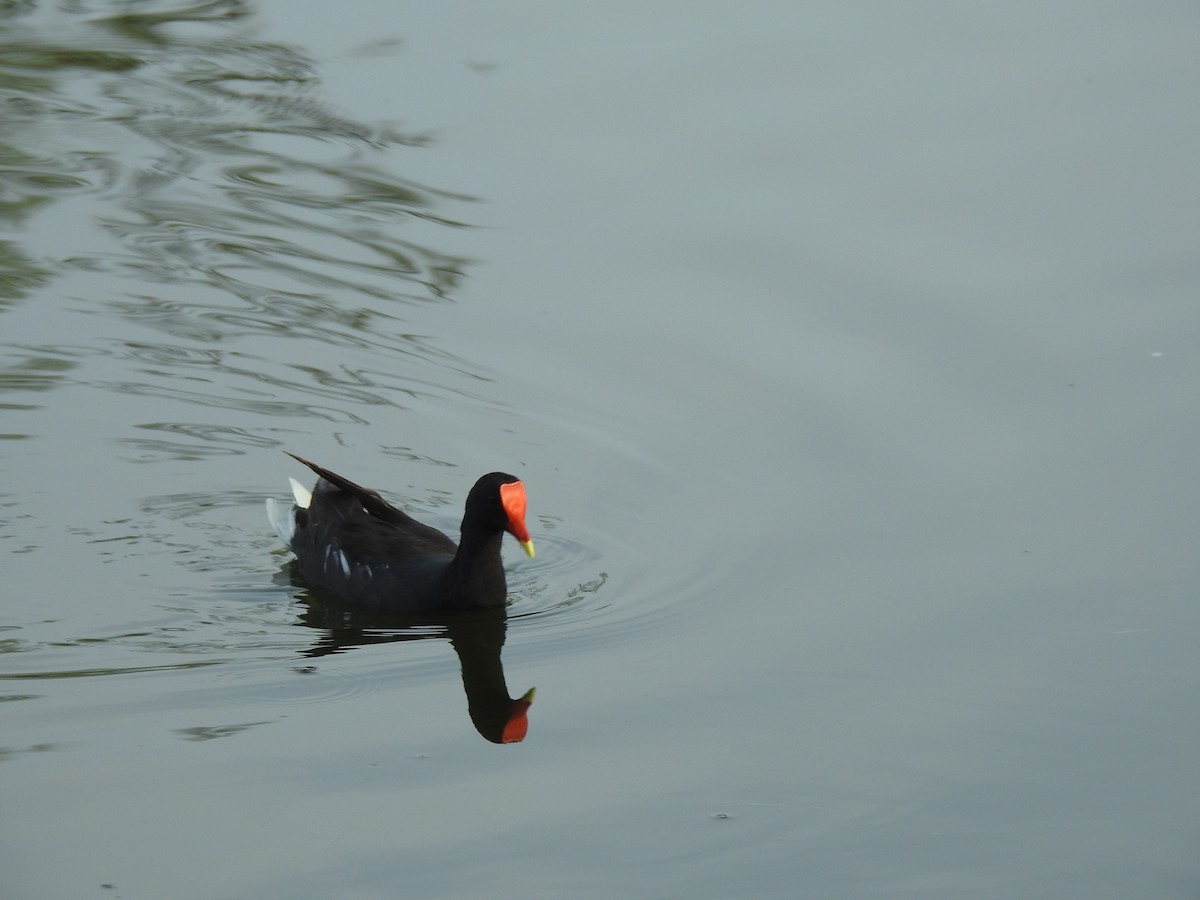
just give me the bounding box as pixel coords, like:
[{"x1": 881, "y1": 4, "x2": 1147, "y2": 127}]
[
  {"x1": 501, "y1": 687, "x2": 536, "y2": 743},
  {"x1": 499, "y1": 480, "x2": 534, "y2": 557}
]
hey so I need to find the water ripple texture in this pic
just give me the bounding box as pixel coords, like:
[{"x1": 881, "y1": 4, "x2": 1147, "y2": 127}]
[{"x1": 1, "y1": 0, "x2": 490, "y2": 464}]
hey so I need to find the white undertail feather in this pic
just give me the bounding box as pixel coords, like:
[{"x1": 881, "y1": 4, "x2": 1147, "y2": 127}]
[
  {"x1": 289, "y1": 477, "x2": 312, "y2": 508},
  {"x1": 264, "y1": 497, "x2": 295, "y2": 547},
  {"x1": 265, "y1": 477, "x2": 311, "y2": 548}
]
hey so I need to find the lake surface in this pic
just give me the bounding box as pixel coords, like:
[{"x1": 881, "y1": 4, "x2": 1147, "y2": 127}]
[{"x1": 3, "y1": 2, "x2": 1199, "y2": 897}]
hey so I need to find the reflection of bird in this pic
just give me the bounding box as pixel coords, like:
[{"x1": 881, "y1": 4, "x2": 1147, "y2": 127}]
[
  {"x1": 267, "y1": 453, "x2": 535, "y2": 612},
  {"x1": 448, "y1": 610, "x2": 536, "y2": 743},
  {"x1": 293, "y1": 598, "x2": 536, "y2": 744}
]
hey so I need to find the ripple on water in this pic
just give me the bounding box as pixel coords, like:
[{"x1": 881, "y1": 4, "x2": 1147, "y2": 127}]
[
  {"x1": 219, "y1": 657, "x2": 416, "y2": 706},
  {"x1": 507, "y1": 530, "x2": 612, "y2": 625},
  {"x1": 2, "y1": 5, "x2": 492, "y2": 468}
]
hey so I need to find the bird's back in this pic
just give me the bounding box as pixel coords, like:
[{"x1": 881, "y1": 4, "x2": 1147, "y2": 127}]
[{"x1": 290, "y1": 477, "x2": 459, "y2": 609}]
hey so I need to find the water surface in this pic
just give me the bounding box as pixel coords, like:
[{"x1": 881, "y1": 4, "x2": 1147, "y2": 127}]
[{"x1": 3, "y1": 2, "x2": 1199, "y2": 898}]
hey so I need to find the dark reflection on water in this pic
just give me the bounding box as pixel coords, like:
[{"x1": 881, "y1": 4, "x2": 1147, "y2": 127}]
[
  {"x1": 0, "y1": 742, "x2": 58, "y2": 763},
  {"x1": 293, "y1": 576, "x2": 536, "y2": 744},
  {"x1": 176, "y1": 720, "x2": 270, "y2": 741},
  {"x1": 0, "y1": 0, "x2": 490, "y2": 461},
  {"x1": 1, "y1": 658, "x2": 225, "y2": 678},
  {"x1": 0, "y1": 240, "x2": 50, "y2": 306},
  {"x1": 0, "y1": 353, "x2": 77, "y2": 393}
]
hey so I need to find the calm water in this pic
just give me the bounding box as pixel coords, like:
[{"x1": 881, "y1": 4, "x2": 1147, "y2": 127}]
[{"x1": 4, "y1": 2, "x2": 1199, "y2": 898}]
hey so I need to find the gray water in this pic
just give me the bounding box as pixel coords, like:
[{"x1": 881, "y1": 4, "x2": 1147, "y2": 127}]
[{"x1": 3, "y1": 2, "x2": 1199, "y2": 898}]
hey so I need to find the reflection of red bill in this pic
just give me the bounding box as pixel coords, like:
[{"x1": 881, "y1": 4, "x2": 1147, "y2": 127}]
[{"x1": 502, "y1": 687, "x2": 537, "y2": 743}]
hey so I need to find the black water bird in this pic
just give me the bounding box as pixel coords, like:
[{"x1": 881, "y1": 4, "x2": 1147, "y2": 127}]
[{"x1": 267, "y1": 453, "x2": 535, "y2": 612}]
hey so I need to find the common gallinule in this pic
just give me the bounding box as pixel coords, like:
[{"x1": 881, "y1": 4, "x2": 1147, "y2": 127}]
[{"x1": 266, "y1": 453, "x2": 535, "y2": 611}]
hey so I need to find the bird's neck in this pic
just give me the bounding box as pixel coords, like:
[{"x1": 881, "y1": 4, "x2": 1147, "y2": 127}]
[{"x1": 444, "y1": 528, "x2": 506, "y2": 608}]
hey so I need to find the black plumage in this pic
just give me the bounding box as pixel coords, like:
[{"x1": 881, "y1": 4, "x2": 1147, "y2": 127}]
[{"x1": 271, "y1": 453, "x2": 534, "y2": 612}]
